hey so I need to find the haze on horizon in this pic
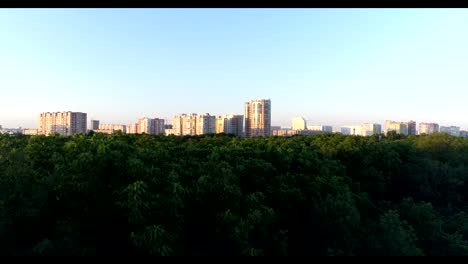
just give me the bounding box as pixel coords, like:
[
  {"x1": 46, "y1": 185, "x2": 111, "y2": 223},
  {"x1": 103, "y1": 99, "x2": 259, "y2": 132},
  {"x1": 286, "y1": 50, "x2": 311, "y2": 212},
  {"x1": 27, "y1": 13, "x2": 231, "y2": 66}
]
[{"x1": 1, "y1": 8, "x2": 467, "y2": 130}]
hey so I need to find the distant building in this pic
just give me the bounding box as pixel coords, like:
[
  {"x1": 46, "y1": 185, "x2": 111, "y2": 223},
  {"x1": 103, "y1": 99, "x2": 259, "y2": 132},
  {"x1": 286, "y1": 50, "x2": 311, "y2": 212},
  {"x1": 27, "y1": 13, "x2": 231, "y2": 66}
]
[
  {"x1": 440, "y1": 126, "x2": 460, "y2": 137},
  {"x1": 216, "y1": 114, "x2": 244, "y2": 136},
  {"x1": 341, "y1": 123, "x2": 381, "y2": 136},
  {"x1": 340, "y1": 127, "x2": 351, "y2": 135},
  {"x1": 173, "y1": 113, "x2": 197, "y2": 136},
  {"x1": 385, "y1": 120, "x2": 408, "y2": 135},
  {"x1": 308, "y1": 125, "x2": 333, "y2": 133},
  {"x1": 362, "y1": 123, "x2": 382, "y2": 136},
  {"x1": 460, "y1": 130, "x2": 468, "y2": 138},
  {"x1": 272, "y1": 128, "x2": 298, "y2": 137},
  {"x1": 245, "y1": 99, "x2": 271, "y2": 137},
  {"x1": 23, "y1": 129, "x2": 38, "y2": 135},
  {"x1": 165, "y1": 129, "x2": 175, "y2": 136},
  {"x1": 38, "y1": 111, "x2": 87, "y2": 136},
  {"x1": 406, "y1": 120, "x2": 417, "y2": 135},
  {"x1": 291, "y1": 116, "x2": 307, "y2": 131},
  {"x1": 164, "y1": 124, "x2": 173, "y2": 130},
  {"x1": 98, "y1": 124, "x2": 126, "y2": 133},
  {"x1": 127, "y1": 123, "x2": 139, "y2": 134},
  {"x1": 90, "y1": 119, "x2": 100, "y2": 131},
  {"x1": 419, "y1": 122, "x2": 439, "y2": 135},
  {"x1": 172, "y1": 113, "x2": 216, "y2": 136},
  {"x1": 137, "y1": 117, "x2": 165, "y2": 135},
  {"x1": 196, "y1": 113, "x2": 216, "y2": 135},
  {"x1": 341, "y1": 124, "x2": 366, "y2": 136}
]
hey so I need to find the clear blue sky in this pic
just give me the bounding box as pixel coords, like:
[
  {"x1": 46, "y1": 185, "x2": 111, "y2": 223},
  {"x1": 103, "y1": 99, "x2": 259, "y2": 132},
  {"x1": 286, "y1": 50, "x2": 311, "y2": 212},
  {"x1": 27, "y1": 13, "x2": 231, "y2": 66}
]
[{"x1": 1, "y1": 8, "x2": 468, "y2": 130}]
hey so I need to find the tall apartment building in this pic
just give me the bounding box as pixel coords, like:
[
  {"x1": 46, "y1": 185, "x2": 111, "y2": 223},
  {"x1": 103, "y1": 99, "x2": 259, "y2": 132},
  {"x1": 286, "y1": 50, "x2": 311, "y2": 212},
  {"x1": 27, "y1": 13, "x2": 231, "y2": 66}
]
[
  {"x1": 196, "y1": 113, "x2": 216, "y2": 135},
  {"x1": 173, "y1": 113, "x2": 197, "y2": 136},
  {"x1": 440, "y1": 126, "x2": 460, "y2": 137},
  {"x1": 90, "y1": 119, "x2": 100, "y2": 131},
  {"x1": 137, "y1": 117, "x2": 165, "y2": 135},
  {"x1": 419, "y1": 122, "x2": 439, "y2": 135},
  {"x1": 38, "y1": 111, "x2": 87, "y2": 136},
  {"x1": 385, "y1": 120, "x2": 408, "y2": 135},
  {"x1": 291, "y1": 116, "x2": 307, "y2": 131},
  {"x1": 406, "y1": 120, "x2": 417, "y2": 135},
  {"x1": 362, "y1": 123, "x2": 382, "y2": 136},
  {"x1": 244, "y1": 99, "x2": 271, "y2": 137},
  {"x1": 216, "y1": 114, "x2": 244, "y2": 136},
  {"x1": 127, "y1": 123, "x2": 139, "y2": 134}
]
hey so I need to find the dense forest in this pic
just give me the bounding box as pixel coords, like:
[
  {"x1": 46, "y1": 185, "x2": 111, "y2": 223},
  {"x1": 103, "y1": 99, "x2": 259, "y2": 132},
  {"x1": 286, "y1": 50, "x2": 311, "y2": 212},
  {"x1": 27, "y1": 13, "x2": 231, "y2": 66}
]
[{"x1": 1, "y1": 131, "x2": 468, "y2": 255}]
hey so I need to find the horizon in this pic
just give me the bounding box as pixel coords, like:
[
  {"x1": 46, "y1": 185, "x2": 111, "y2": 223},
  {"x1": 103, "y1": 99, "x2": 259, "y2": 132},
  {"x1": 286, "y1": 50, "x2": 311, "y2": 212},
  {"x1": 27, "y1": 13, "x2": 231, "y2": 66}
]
[{"x1": 1, "y1": 9, "x2": 468, "y2": 130}]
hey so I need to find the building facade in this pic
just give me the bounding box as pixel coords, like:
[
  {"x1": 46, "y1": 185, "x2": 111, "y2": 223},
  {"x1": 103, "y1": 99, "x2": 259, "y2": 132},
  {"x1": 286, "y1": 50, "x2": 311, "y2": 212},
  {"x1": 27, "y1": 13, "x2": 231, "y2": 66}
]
[
  {"x1": 216, "y1": 114, "x2": 244, "y2": 136},
  {"x1": 419, "y1": 122, "x2": 439, "y2": 135},
  {"x1": 196, "y1": 113, "x2": 216, "y2": 135},
  {"x1": 362, "y1": 123, "x2": 382, "y2": 136},
  {"x1": 136, "y1": 117, "x2": 165, "y2": 135},
  {"x1": 291, "y1": 116, "x2": 307, "y2": 131},
  {"x1": 385, "y1": 120, "x2": 408, "y2": 135},
  {"x1": 90, "y1": 119, "x2": 100, "y2": 131},
  {"x1": 406, "y1": 120, "x2": 417, "y2": 135},
  {"x1": 440, "y1": 126, "x2": 460, "y2": 137},
  {"x1": 308, "y1": 125, "x2": 333, "y2": 133},
  {"x1": 245, "y1": 99, "x2": 271, "y2": 137},
  {"x1": 38, "y1": 111, "x2": 87, "y2": 136},
  {"x1": 23, "y1": 129, "x2": 38, "y2": 135}
]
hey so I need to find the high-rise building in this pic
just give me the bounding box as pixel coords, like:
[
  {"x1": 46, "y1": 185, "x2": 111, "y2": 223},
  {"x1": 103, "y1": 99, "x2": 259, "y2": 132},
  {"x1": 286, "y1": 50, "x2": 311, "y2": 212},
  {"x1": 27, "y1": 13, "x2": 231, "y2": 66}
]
[
  {"x1": 362, "y1": 123, "x2": 382, "y2": 136},
  {"x1": 90, "y1": 119, "x2": 100, "y2": 131},
  {"x1": 127, "y1": 123, "x2": 139, "y2": 134},
  {"x1": 385, "y1": 120, "x2": 408, "y2": 135},
  {"x1": 196, "y1": 113, "x2": 216, "y2": 135},
  {"x1": 245, "y1": 99, "x2": 271, "y2": 137},
  {"x1": 224, "y1": 114, "x2": 244, "y2": 136},
  {"x1": 419, "y1": 122, "x2": 439, "y2": 135},
  {"x1": 38, "y1": 111, "x2": 87, "y2": 136},
  {"x1": 406, "y1": 120, "x2": 417, "y2": 135},
  {"x1": 137, "y1": 117, "x2": 165, "y2": 135},
  {"x1": 216, "y1": 116, "x2": 225, "y2": 134},
  {"x1": 440, "y1": 126, "x2": 460, "y2": 137},
  {"x1": 291, "y1": 116, "x2": 307, "y2": 131},
  {"x1": 173, "y1": 113, "x2": 197, "y2": 136},
  {"x1": 216, "y1": 114, "x2": 244, "y2": 136}
]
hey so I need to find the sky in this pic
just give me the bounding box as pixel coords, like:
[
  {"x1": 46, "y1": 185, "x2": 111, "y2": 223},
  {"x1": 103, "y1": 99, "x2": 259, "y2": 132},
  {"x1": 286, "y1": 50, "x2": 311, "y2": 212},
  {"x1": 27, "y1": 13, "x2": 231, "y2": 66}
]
[{"x1": 1, "y1": 8, "x2": 468, "y2": 130}]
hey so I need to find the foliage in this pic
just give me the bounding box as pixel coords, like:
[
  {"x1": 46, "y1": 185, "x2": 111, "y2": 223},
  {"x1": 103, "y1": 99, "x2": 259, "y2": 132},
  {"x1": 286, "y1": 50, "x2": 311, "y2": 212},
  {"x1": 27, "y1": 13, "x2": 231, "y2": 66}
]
[{"x1": 0, "y1": 132, "x2": 468, "y2": 255}]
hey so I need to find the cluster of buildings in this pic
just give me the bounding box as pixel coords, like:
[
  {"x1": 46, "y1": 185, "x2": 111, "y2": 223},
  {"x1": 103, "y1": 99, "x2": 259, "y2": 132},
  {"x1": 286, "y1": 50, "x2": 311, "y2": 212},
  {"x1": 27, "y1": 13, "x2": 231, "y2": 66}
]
[
  {"x1": 7, "y1": 98, "x2": 468, "y2": 139},
  {"x1": 19, "y1": 99, "x2": 272, "y2": 138}
]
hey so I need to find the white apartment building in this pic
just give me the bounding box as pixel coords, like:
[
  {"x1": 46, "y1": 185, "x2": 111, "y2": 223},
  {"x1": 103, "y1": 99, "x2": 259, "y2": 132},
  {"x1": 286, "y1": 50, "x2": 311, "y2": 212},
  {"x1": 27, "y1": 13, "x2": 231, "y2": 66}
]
[
  {"x1": 98, "y1": 124, "x2": 127, "y2": 133},
  {"x1": 196, "y1": 113, "x2": 216, "y2": 135},
  {"x1": 362, "y1": 123, "x2": 382, "y2": 136},
  {"x1": 38, "y1": 111, "x2": 87, "y2": 136},
  {"x1": 439, "y1": 126, "x2": 460, "y2": 137},
  {"x1": 216, "y1": 114, "x2": 244, "y2": 136},
  {"x1": 385, "y1": 120, "x2": 408, "y2": 135},
  {"x1": 23, "y1": 129, "x2": 38, "y2": 135},
  {"x1": 419, "y1": 122, "x2": 439, "y2": 135},
  {"x1": 137, "y1": 117, "x2": 165, "y2": 135},
  {"x1": 291, "y1": 116, "x2": 307, "y2": 131},
  {"x1": 308, "y1": 125, "x2": 333, "y2": 133}
]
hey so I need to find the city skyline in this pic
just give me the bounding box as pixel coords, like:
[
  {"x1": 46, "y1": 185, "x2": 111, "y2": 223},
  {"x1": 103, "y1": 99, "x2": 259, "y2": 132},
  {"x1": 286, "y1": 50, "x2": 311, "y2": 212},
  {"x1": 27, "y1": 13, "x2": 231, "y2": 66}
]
[{"x1": 1, "y1": 9, "x2": 468, "y2": 129}]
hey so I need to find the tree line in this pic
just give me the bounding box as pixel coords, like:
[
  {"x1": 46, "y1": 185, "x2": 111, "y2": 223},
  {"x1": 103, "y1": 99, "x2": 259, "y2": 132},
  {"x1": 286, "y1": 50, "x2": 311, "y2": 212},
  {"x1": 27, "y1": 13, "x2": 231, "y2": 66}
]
[{"x1": 1, "y1": 131, "x2": 468, "y2": 255}]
